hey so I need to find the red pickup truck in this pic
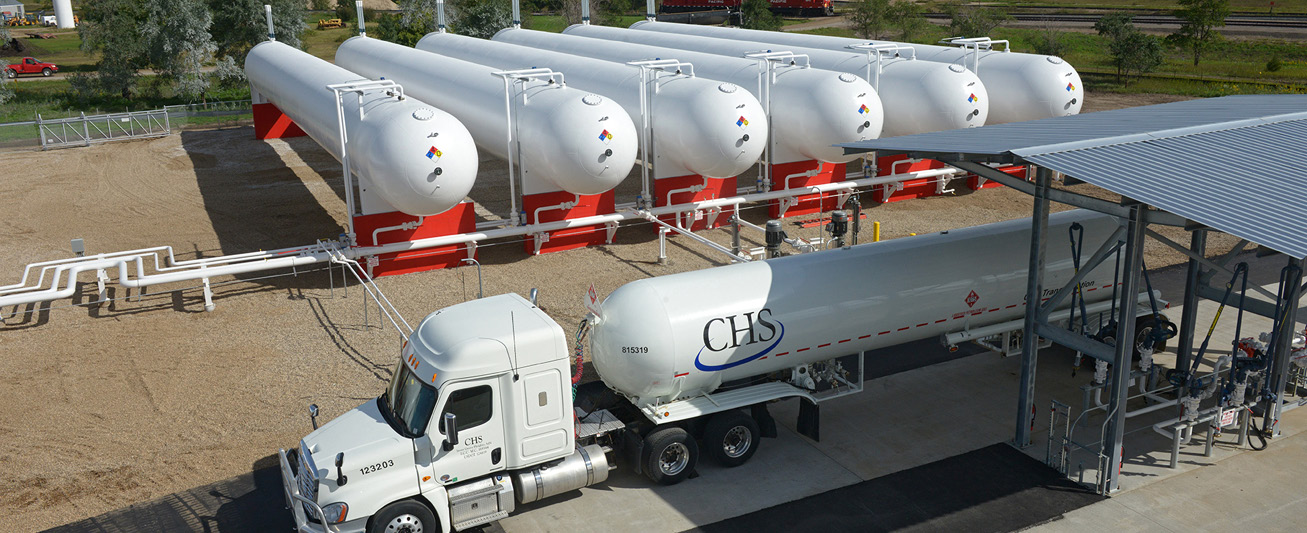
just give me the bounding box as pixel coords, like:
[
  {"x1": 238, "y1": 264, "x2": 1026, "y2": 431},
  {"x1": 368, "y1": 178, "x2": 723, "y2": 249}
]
[{"x1": 4, "y1": 57, "x2": 58, "y2": 78}]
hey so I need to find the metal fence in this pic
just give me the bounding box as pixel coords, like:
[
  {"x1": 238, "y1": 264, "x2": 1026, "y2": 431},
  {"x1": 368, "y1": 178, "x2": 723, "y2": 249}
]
[{"x1": 0, "y1": 99, "x2": 253, "y2": 152}]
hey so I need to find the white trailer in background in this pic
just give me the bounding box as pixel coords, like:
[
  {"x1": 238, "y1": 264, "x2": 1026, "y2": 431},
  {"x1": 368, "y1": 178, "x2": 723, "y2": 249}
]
[
  {"x1": 245, "y1": 40, "x2": 478, "y2": 218},
  {"x1": 278, "y1": 210, "x2": 1147, "y2": 533},
  {"x1": 563, "y1": 22, "x2": 988, "y2": 138},
  {"x1": 335, "y1": 36, "x2": 639, "y2": 208},
  {"x1": 629, "y1": 20, "x2": 1084, "y2": 124}
]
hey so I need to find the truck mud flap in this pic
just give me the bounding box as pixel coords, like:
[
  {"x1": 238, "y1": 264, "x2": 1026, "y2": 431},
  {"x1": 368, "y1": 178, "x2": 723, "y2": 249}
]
[
  {"x1": 797, "y1": 398, "x2": 820, "y2": 442},
  {"x1": 623, "y1": 428, "x2": 644, "y2": 476},
  {"x1": 752, "y1": 404, "x2": 778, "y2": 439}
]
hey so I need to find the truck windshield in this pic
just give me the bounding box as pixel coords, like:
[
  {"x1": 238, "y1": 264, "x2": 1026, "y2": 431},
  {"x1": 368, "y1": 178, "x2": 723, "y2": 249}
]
[{"x1": 382, "y1": 363, "x2": 437, "y2": 438}]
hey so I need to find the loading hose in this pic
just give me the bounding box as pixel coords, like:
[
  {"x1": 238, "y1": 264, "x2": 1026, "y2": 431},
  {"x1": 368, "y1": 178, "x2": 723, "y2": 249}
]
[{"x1": 1168, "y1": 263, "x2": 1249, "y2": 396}]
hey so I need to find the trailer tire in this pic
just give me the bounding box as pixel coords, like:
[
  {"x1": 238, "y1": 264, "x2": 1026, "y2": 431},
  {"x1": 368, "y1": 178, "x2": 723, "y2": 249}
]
[
  {"x1": 643, "y1": 426, "x2": 697, "y2": 485},
  {"x1": 369, "y1": 500, "x2": 437, "y2": 533},
  {"x1": 703, "y1": 410, "x2": 760, "y2": 467}
]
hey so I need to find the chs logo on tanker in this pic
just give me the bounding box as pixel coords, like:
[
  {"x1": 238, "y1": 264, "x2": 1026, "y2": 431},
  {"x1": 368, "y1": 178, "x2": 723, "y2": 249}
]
[{"x1": 694, "y1": 309, "x2": 786, "y2": 372}]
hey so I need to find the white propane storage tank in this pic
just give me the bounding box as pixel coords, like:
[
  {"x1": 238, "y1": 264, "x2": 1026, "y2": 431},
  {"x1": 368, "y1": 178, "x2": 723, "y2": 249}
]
[
  {"x1": 493, "y1": 27, "x2": 883, "y2": 164},
  {"x1": 335, "y1": 36, "x2": 637, "y2": 197},
  {"x1": 590, "y1": 210, "x2": 1123, "y2": 406},
  {"x1": 629, "y1": 21, "x2": 1083, "y2": 124},
  {"x1": 245, "y1": 41, "x2": 477, "y2": 216},
  {"x1": 565, "y1": 23, "x2": 986, "y2": 137},
  {"x1": 415, "y1": 32, "x2": 765, "y2": 180}
]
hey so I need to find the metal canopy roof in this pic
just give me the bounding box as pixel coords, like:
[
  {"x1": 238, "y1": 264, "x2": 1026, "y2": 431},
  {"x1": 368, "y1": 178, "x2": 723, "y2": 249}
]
[{"x1": 839, "y1": 95, "x2": 1307, "y2": 260}]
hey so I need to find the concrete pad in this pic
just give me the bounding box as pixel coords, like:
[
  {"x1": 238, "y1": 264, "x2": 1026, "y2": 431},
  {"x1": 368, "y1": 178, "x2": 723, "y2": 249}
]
[{"x1": 494, "y1": 421, "x2": 863, "y2": 533}]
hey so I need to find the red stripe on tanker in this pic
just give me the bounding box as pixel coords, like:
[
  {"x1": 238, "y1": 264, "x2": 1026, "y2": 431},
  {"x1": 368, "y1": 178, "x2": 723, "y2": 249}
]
[{"x1": 589, "y1": 210, "x2": 1121, "y2": 406}]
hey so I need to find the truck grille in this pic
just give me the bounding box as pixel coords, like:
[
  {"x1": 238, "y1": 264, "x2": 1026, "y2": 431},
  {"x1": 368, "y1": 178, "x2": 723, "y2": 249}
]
[{"x1": 297, "y1": 442, "x2": 319, "y2": 519}]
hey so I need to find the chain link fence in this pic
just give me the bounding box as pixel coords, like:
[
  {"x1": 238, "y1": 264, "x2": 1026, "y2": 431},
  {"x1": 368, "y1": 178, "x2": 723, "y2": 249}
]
[{"x1": 0, "y1": 99, "x2": 252, "y2": 152}]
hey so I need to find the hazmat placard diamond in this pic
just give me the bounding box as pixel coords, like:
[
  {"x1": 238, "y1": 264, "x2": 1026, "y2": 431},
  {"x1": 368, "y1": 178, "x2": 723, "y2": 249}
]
[
  {"x1": 426, "y1": 146, "x2": 442, "y2": 160},
  {"x1": 736, "y1": 116, "x2": 749, "y2": 127},
  {"x1": 965, "y1": 290, "x2": 979, "y2": 308}
]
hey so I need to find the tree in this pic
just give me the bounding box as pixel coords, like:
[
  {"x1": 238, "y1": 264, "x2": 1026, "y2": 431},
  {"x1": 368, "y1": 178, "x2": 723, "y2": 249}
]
[
  {"x1": 888, "y1": 1, "x2": 930, "y2": 42},
  {"x1": 1169, "y1": 0, "x2": 1229, "y2": 67},
  {"x1": 0, "y1": 26, "x2": 11, "y2": 105},
  {"x1": 849, "y1": 0, "x2": 892, "y2": 40},
  {"x1": 143, "y1": 0, "x2": 217, "y2": 100},
  {"x1": 946, "y1": 4, "x2": 1011, "y2": 37},
  {"x1": 374, "y1": 13, "x2": 428, "y2": 46},
  {"x1": 450, "y1": 0, "x2": 514, "y2": 38},
  {"x1": 209, "y1": 0, "x2": 306, "y2": 59},
  {"x1": 740, "y1": 0, "x2": 781, "y2": 31},
  {"x1": 1032, "y1": 18, "x2": 1068, "y2": 57},
  {"x1": 1095, "y1": 14, "x2": 1161, "y2": 85},
  {"x1": 562, "y1": 0, "x2": 626, "y2": 27},
  {"x1": 78, "y1": 0, "x2": 149, "y2": 99}
]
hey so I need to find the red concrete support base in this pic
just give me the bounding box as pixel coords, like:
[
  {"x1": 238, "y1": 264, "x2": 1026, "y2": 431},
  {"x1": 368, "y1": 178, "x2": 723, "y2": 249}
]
[
  {"x1": 967, "y1": 165, "x2": 1026, "y2": 191},
  {"x1": 522, "y1": 190, "x2": 617, "y2": 255},
  {"x1": 873, "y1": 155, "x2": 951, "y2": 203},
  {"x1": 352, "y1": 202, "x2": 477, "y2": 277},
  {"x1": 653, "y1": 175, "x2": 737, "y2": 232},
  {"x1": 253, "y1": 102, "x2": 307, "y2": 140},
  {"x1": 768, "y1": 160, "x2": 847, "y2": 218}
]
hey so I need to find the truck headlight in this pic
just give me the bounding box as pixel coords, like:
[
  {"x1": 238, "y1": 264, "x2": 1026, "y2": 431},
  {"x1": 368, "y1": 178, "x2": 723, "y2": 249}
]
[{"x1": 322, "y1": 502, "x2": 348, "y2": 524}]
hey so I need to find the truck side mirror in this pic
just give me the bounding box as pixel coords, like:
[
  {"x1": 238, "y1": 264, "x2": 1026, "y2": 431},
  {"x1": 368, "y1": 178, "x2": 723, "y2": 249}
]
[
  {"x1": 335, "y1": 452, "x2": 348, "y2": 486},
  {"x1": 309, "y1": 404, "x2": 320, "y2": 430},
  {"x1": 442, "y1": 413, "x2": 458, "y2": 452}
]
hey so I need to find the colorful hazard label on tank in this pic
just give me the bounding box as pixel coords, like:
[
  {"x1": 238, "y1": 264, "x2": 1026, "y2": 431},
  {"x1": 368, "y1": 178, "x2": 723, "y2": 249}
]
[
  {"x1": 858, "y1": 103, "x2": 870, "y2": 115},
  {"x1": 1066, "y1": 82, "x2": 1076, "y2": 92},
  {"x1": 967, "y1": 93, "x2": 979, "y2": 104},
  {"x1": 426, "y1": 146, "x2": 442, "y2": 161},
  {"x1": 599, "y1": 129, "x2": 613, "y2": 143},
  {"x1": 736, "y1": 116, "x2": 749, "y2": 128}
]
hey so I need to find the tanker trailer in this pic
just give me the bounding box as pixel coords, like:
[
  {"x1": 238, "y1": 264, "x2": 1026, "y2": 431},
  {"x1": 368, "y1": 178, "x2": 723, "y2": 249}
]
[
  {"x1": 563, "y1": 23, "x2": 987, "y2": 138},
  {"x1": 336, "y1": 36, "x2": 638, "y2": 203},
  {"x1": 245, "y1": 40, "x2": 477, "y2": 217},
  {"x1": 278, "y1": 209, "x2": 1162, "y2": 533},
  {"x1": 629, "y1": 20, "x2": 1083, "y2": 124},
  {"x1": 413, "y1": 31, "x2": 766, "y2": 220}
]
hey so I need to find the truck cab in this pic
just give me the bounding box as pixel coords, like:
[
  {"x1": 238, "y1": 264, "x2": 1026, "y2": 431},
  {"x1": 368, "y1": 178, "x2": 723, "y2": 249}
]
[
  {"x1": 280, "y1": 294, "x2": 578, "y2": 533},
  {"x1": 5, "y1": 57, "x2": 57, "y2": 78}
]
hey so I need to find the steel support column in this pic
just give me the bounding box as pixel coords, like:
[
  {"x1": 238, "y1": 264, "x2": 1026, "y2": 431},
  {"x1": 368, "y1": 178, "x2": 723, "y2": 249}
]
[
  {"x1": 1264, "y1": 257, "x2": 1304, "y2": 437},
  {"x1": 1176, "y1": 230, "x2": 1207, "y2": 373},
  {"x1": 1014, "y1": 168, "x2": 1051, "y2": 448},
  {"x1": 1104, "y1": 205, "x2": 1146, "y2": 493}
]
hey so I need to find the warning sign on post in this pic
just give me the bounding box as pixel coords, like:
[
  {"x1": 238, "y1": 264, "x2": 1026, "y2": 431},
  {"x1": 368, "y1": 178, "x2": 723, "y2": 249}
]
[
  {"x1": 584, "y1": 283, "x2": 603, "y2": 320},
  {"x1": 1220, "y1": 408, "x2": 1238, "y2": 428}
]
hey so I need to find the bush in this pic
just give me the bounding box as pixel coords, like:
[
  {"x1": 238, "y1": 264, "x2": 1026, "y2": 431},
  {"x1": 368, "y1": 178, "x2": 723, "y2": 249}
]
[{"x1": 1266, "y1": 56, "x2": 1283, "y2": 72}]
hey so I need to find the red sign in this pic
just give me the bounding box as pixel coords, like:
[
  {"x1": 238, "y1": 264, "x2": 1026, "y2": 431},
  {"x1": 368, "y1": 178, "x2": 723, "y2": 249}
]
[{"x1": 965, "y1": 290, "x2": 980, "y2": 308}]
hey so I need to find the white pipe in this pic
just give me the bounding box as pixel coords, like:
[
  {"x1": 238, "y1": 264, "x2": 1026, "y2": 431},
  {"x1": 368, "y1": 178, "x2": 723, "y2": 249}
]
[
  {"x1": 533, "y1": 197, "x2": 578, "y2": 225},
  {"x1": 355, "y1": 1, "x2": 366, "y2": 37},
  {"x1": 511, "y1": 0, "x2": 521, "y2": 28},
  {"x1": 436, "y1": 0, "x2": 446, "y2": 33},
  {"x1": 0, "y1": 168, "x2": 961, "y2": 311},
  {"x1": 784, "y1": 161, "x2": 825, "y2": 191},
  {"x1": 371, "y1": 216, "x2": 425, "y2": 246},
  {"x1": 1151, "y1": 356, "x2": 1231, "y2": 444},
  {"x1": 264, "y1": 4, "x2": 275, "y2": 42},
  {"x1": 646, "y1": 0, "x2": 656, "y2": 21},
  {"x1": 581, "y1": 0, "x2": 590, "y2": 24},
  {"x1": 639, "y1": 212, "x2": 746, "y2": 263}
]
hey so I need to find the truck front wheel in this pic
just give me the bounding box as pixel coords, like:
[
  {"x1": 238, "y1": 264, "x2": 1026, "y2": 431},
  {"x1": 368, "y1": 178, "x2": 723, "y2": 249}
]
[
  {"x1": 3, "y1": 69, "x2": 14, "y2": 79},
  {"x1": 643, "y1": 426, "x2": 698, "y2": 485},
  {"x1": 703, "y1": 410, "x2": 760, "y2": 467},
  {"x1": 42, "y1": 68, "x2": 51, "y2": 76},
  {"x1": 369, "y1": 500, "x2": 436, "y2": 533}
]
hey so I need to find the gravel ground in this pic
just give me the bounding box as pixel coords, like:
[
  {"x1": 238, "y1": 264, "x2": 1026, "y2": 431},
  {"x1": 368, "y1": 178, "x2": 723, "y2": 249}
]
[{"x1": 0, "y1": 91, "x2": 1234, "y2": 531}]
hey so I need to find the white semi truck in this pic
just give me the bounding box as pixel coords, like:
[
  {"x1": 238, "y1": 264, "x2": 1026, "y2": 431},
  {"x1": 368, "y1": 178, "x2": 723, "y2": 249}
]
[{"x1": 279, "y1": 210, "x2": 1138, "y2": 533}]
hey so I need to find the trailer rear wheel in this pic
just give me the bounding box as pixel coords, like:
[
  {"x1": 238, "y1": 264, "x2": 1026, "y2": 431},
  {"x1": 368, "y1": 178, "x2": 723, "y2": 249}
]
[
  {"x1": 703, "y1": 410, "x2": 760, "y2": 467},
  {"x1": 643, "y1": 426, "x2": 697, "y2": 485}
]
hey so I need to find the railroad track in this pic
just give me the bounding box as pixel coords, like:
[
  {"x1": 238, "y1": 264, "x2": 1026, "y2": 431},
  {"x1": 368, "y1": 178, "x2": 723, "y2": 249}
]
[{"x1": 921, "y1": 12, "x2": 1307, "y2": 29}]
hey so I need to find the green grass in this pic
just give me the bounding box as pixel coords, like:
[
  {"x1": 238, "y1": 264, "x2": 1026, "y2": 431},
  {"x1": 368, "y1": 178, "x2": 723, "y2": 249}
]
[{"x1": 2, "y1": 78, "x2": 252, "y2": 124}]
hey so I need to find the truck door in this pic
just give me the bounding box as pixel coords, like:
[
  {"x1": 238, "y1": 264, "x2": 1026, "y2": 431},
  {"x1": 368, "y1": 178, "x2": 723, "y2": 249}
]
[{"x1": 419, "y1": 377, "x2": 506, "y2": 486}]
